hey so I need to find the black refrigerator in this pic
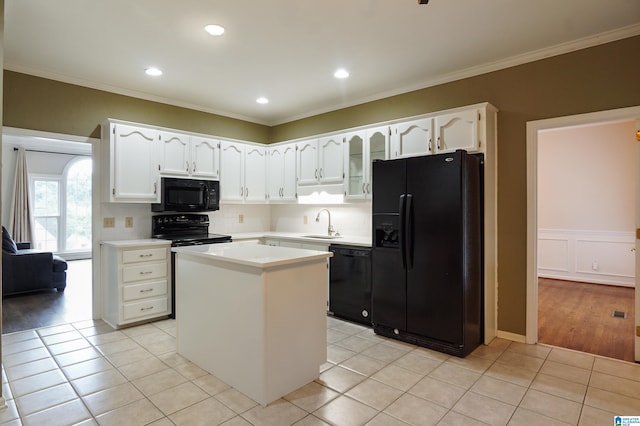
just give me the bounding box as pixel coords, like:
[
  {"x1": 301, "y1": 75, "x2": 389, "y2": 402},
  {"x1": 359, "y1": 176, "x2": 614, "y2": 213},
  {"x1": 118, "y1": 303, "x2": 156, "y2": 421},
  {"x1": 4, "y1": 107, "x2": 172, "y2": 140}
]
[{"x1": 371, "y1": 150, "x2": 483, "y2": 357}]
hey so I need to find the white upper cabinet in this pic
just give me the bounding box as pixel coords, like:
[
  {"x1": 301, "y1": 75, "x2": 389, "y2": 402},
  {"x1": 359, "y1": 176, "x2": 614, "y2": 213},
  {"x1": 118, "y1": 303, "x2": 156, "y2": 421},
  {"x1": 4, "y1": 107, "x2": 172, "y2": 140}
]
[
  {"x1": 345, "y1": 126, "x2": 389, "y2": 201},
  {"x1": 391, "y1": 118, "x2": 434, "y2": 159},
  {"x1": 158, "y1": 132, "x2": 220, "y2": 179},
  {"x1": 434, "y1": 108, "x2": 480, "y2": 153},
  {"x1": 345, "y1": 132, "x2": 365, "y2": 199},
  {"x1": 220, "y1": 140, "x2": 267, "y2": 203},
  {"x1": 296, "y1": 139, "x2": 318, "y2": 186},
  {"x1": 318, "y1": 135, "x2": 344, "y2": 184},
  {"x1": 101, "y1": 103, "x2": 494, "y2": 205},
  {"x1": 191, "y1": 136, "x2": 221, "y2": 179},
  {"x1": 268, "y1": 143, "x2": 297, "y2": 202},
  {"x1": 220, "y1": 141, "x2": 244, "y2": 202},
  {"x1": 158, "y1": 131, "x2": 190, "y2": 176},
  {"x1": 102, "y1": 121, "x2": 160, "y2": 203},
  {"x1": 297, "y1": 137, "x2": 344, "y2": 186},
  {"x1": 244, "y1": 145, "x2": 267, "y2": 203}
]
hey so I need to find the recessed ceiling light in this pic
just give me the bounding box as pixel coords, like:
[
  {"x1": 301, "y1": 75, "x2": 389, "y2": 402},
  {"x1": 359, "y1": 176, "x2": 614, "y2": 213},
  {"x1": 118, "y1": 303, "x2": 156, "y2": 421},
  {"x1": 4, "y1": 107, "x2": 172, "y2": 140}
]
[
  {"x1": 334, "y1": 69, "x2": 349, "y2": 79},
  {"x1": 256, "y1": 97, "x2": 269, "y2": 104},
  {"x1": 205, "y1": 24, "x2": 225, "y2": 36},
  {"x1": 145, "y1": 67, "x2": 163, "y2": 76}
]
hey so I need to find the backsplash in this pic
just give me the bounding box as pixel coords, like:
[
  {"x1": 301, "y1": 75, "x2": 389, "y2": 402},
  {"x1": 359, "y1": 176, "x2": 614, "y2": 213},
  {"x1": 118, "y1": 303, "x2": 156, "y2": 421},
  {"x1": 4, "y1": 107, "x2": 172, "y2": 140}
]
[
  {"x1": 100, "y1": 203, "x2": 155, "y2": 241},
  {"x1": 98, "y1": 202, "x2": 370, "y2": 241},
  {"x1": 208, "y1": 204, "x2": 271, "y2": 234},
  {"x1": 270, "y1": 204, "x2": 371, "y2": 238}
]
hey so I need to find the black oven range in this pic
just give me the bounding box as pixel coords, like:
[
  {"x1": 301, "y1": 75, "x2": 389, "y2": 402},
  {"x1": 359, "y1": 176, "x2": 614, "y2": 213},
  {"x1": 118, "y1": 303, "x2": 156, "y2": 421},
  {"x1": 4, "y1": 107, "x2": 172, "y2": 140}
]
[{"x1": 152, "y1": 213, "x2": 231, "y2": 318}]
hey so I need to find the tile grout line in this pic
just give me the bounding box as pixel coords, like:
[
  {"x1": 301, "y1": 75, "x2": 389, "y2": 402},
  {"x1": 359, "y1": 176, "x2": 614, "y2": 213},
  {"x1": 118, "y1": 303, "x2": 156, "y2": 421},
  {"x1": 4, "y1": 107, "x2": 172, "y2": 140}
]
[{"x1": 3, "y1": 318, "x2": 640, "y2": 425}]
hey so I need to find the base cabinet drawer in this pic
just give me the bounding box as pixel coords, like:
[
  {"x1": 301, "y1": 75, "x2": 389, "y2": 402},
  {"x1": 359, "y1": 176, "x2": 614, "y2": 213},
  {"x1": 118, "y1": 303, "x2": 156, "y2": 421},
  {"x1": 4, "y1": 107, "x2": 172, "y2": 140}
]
[
  {"x1": 122, "y1": 262, "x2": 166, "y2": 283},
  {"x1": 122, "y1": 247, "x2": 167, "y2": 263},
  {"x1": 123, "y1": 280, "x2": 168, "y2": 302},
  {"x1": 101, "y1": 241, "x2": 172, "y2": 328},
  {"x1": 123, "y1": 297, "x2": 168, "y2": 321}
]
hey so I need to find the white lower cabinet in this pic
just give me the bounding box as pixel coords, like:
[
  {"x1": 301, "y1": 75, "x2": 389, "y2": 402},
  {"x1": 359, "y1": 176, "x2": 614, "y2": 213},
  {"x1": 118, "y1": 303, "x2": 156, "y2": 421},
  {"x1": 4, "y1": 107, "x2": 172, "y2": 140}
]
[{"x1": 101, "y1": 240, "x2": 171, "y2": 328}]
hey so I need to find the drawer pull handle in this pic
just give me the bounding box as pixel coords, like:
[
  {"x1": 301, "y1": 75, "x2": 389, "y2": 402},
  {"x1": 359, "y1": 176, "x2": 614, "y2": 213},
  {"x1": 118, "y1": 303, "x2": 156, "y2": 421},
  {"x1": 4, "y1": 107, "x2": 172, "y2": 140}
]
[
  {"x1": 139, "y1": 254, "x2": 153, "y2": 258},
  {"x1": 139, "y1": 288, "x2": 153, "y2": 293},
  {"x1": 140, "y1": 306, "x2": 154, "y2": 311},
  {"x1": 139, "y1": 271, "x2": 153, "y2": 275}
]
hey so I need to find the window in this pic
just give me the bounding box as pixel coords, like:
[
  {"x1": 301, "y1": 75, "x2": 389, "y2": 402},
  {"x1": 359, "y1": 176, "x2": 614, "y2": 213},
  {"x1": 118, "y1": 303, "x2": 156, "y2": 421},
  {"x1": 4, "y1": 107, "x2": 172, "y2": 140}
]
[
  {"x1": 32, "y1": 177, "x2": 61, "y2": 251},
  {"x1": 65, "y1": 158, "x2": 92, "y2": 251},
  {"x1": 30, "y1": 156, "x2": 92, "y2": 256}
]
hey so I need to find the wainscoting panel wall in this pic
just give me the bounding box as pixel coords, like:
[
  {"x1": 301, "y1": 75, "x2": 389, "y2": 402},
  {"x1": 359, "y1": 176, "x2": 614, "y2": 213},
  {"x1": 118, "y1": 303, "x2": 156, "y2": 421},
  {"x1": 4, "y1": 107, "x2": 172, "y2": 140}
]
[{"x1": 538, "y1": 229, "x2": 635, "y2": 287}]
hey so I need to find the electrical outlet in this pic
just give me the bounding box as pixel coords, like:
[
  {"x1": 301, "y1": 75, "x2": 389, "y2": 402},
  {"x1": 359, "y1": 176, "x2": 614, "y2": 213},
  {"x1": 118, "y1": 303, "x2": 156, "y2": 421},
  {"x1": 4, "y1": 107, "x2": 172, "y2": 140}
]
[
  {"x1": 103, "y1": 217, "x2": 115, "y2": 228},
  {"x1": 238, "y1": 214, "x2": 244, "y2": 224},
  {"x1": 304, "y1": 215, "x2": 308, "y2": 224},
  {"x1": 125, "y1": 217, "x2": 134, "y2": 228}
]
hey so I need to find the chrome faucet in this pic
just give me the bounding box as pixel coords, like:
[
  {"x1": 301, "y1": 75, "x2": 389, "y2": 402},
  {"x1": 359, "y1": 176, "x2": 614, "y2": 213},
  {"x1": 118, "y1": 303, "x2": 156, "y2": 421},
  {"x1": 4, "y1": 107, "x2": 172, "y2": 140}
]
[{"x1": 315, "y1": 209, "x2": 335, "y2": 236}]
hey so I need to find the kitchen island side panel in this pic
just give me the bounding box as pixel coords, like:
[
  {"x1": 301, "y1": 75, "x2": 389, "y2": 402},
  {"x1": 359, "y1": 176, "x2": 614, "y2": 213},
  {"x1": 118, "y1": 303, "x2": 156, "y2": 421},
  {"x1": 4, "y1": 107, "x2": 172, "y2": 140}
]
[{"x1": 175, "y1": 252, "x2": 327, "y2": 406}]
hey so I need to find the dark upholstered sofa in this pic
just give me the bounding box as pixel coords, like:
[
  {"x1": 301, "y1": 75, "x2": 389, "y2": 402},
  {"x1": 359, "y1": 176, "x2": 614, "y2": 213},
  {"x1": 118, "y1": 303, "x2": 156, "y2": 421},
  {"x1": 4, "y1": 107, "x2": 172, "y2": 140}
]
[{"x1": 2, "y1": 226, "x2": 68, "y2": 296}]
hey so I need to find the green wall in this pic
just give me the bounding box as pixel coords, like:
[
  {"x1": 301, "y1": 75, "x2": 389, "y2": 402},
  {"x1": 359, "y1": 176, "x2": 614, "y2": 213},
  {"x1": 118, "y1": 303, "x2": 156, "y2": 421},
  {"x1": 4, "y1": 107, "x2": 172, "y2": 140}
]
[
  {"x1": 3, "y1": 35, "x2": 640, "y2": 335},
  {"x1": 3, "y1": 71, "x2": 271, "y2": 143}
]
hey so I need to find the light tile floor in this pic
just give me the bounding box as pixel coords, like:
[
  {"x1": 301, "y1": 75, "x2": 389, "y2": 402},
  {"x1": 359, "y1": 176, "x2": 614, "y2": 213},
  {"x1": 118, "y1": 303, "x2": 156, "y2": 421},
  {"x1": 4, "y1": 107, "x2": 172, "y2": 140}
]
[{"x1": 1, "y1": 316, "x2": 639, "y2": 425}]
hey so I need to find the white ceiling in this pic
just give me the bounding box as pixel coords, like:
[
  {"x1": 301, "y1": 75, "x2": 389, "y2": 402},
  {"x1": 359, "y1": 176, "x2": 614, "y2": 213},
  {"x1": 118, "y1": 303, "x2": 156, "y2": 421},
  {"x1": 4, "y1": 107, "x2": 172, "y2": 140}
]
[{"x1": 5, "y1": 0, "x2": 640, "y2": 126}]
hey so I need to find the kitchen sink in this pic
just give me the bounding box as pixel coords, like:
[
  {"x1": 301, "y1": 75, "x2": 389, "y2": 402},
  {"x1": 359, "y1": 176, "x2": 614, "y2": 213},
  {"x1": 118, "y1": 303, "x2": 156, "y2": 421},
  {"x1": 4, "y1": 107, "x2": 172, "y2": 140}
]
[{"x1": 302, "y1": 235, "x2": 342, "y2": 240}]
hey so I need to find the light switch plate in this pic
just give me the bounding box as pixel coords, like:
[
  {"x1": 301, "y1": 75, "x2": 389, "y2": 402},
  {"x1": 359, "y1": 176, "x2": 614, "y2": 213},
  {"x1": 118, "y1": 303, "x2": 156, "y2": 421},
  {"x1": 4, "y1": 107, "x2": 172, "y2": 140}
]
[
  {"x1": 238, "y1": 214, "x2": 244, "y2": 224},
  {"x1": 125, "y1": 217, "x2": 133, "y2": 228},
  {"x1": 103, "y1": 217, "x2": 115, "y2": 228}
]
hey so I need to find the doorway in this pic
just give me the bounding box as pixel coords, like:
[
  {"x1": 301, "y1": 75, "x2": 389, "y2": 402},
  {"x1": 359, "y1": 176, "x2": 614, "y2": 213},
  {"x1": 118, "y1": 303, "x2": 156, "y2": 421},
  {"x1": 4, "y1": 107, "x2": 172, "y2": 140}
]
[
  {"x1": 526, "y1": 106, "x2": 640, "y2": 362},
  {"x1": 1, "y1": 128, "x2": 97, "y2": 333}
]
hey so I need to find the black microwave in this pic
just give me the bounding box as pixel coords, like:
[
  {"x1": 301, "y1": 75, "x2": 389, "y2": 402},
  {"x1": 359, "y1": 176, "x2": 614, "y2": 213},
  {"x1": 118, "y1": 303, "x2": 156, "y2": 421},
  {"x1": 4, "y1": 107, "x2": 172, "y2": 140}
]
[{"x1": 152, "y1": 178, "x2": 220, "y2": 212}]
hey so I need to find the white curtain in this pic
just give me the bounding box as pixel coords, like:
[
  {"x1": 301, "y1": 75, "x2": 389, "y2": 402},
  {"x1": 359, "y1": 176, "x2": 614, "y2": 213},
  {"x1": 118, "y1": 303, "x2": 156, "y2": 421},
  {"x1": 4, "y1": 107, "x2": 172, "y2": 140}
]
[{"x1": 9, "y1": 147, "x2": 35, "y2": 244}]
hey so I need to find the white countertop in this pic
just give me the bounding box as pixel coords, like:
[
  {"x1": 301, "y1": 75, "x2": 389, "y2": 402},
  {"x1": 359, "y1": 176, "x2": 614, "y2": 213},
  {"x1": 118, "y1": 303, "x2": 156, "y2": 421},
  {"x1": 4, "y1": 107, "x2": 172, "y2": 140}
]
[
  {"x1": 173, "y1": 241, "x2": 333, "y2": 269},
  {"x1": 100, "y1": 239, "x2": 171, "y2": 247},
  {"x1": 231, "y1": 232, "x2": 371, "y2": 247}
]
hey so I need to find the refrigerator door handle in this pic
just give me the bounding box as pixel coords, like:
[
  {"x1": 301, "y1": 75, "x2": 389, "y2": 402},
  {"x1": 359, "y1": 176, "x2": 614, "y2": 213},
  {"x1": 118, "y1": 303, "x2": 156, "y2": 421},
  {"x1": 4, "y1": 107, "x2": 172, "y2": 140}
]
[
  {"x1": 399, "y1": 194, "x2": 407, "y2": 269},
  {"x1": 405, "y1": 194, "x2": 414, "y2": 270}
]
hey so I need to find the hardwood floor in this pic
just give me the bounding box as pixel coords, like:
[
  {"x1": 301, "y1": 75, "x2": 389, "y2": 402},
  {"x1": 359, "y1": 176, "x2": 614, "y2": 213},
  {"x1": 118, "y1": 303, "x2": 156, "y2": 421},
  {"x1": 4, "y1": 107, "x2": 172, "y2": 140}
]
[
  {"x1": 2, "y1": 259, "x2": 92, "y2": 334},
  {"x1": 538, "y1": 277, "x2": 635, "y2": 362}
]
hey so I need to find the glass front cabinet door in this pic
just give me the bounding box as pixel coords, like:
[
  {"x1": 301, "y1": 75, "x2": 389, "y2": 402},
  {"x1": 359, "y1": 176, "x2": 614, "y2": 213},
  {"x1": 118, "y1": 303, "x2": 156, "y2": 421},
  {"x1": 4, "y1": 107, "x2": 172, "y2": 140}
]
[{"x1": 344, "y1": 126, "x2": 389, "y2": 201}]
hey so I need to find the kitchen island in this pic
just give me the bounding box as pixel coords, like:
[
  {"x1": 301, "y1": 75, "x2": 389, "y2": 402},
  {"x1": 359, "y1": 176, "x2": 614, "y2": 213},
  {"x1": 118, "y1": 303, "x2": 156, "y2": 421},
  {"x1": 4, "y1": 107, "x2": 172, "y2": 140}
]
[{"x1": 172, "y1": 242, "x2": 332, "y2": 406}]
